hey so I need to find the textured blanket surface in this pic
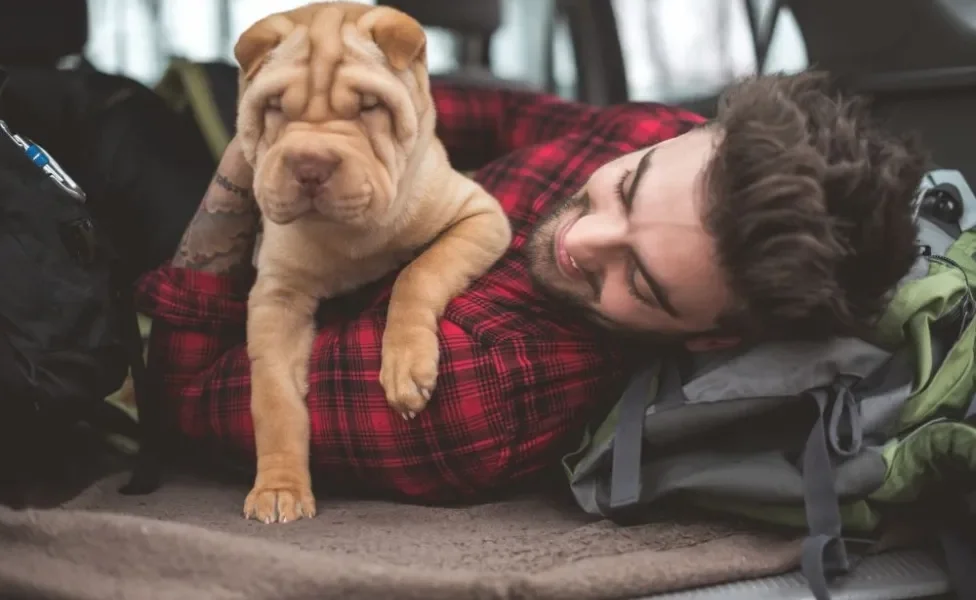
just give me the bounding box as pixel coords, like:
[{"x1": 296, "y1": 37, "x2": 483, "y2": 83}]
[{"x1": 0, "y1": 465, "x2": 804, "y2": 600}]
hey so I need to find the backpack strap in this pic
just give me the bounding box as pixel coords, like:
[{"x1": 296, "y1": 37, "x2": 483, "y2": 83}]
[
  {"x1": 799, "y1": 385, "x2": 855, "y2": 600},
  {"x1": 606, "y1": 362, "x2": 685, "y2": 522},
  {"x1": 607, "y1": 366, "x2": 656, "y2": 519},
  {"x1": 67, "y1": 285, "x2": 161, "y2": 494},
  {"x1": 154, "y1": 58, "x2": 232, "y2": 162},
  {"x1": 115, "y1": 286, "x2": 161, "y2": 495}
]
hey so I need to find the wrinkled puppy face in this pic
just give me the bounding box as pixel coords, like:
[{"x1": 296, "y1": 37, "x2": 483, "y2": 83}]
[{"x1": 234, "y1": 2, "x2": 433, "y2": 227}]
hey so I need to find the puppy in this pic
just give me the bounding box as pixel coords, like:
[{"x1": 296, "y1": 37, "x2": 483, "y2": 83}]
[{"x1": 234, "y1": 1, "x2": 512, "y2": 523}]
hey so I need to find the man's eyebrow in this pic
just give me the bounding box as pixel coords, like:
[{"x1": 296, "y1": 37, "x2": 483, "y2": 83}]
[
  {"x1": 624, "y1": 147, "x2": 682, "y2": 319},
  {"x1": 624, "y1": 147, "x2": 655, "y2": 213}
]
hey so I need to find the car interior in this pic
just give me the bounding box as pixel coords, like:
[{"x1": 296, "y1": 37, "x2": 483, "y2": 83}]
[{"x1": 1, "y1": 1, "x2": 974, "y2": 599}]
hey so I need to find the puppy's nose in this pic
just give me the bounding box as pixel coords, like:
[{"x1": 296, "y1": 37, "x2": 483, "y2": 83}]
[{"x1": 289, "y1": 155, "x2": 341, "y2": 190}]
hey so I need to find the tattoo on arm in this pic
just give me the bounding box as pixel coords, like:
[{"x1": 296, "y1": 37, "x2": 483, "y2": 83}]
[
  {"x1": 213, "y1": 173, "x2": 255, "y2": 203},
  {"x1": 172, "y1": 171, "x2": 261, "y2": 277}
]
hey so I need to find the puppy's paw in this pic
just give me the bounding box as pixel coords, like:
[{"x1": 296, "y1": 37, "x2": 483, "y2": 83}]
[
  {"x1": 243, "y1": 478, "x2": 316, "y2": 524},
  {"x1": 380, "y1": 325, "x2": 439, "y2": 418}
]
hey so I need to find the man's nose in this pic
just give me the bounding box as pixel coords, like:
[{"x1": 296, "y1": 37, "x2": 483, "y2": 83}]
[
  {"x1": 286, "y1": 152, "x2": 341, "y2": 192},
  {"x1": 564, "y1": 215, "x2": 628, "y2": 266}
]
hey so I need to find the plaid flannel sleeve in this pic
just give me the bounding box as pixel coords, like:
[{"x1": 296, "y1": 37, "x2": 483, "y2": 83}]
[
  {"x1": 134, "y1": 266, "x2": 248, "y2": 406},
  {"x1": 431, "y1": 83, "x2": 709, "y2": 170},
  {"x1": 134, "y1": 263, "x2": 627, "y2": 502},
  {"x1": 431, "y1": 84, "x2": 604, "y2": 169}
]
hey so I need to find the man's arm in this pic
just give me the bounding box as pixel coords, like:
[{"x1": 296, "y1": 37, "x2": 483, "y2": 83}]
[
  {"x1": 171, "y1": 138, "x2": 259, "y2": 279},
  {"x1": 431, "y1": 84, "x2": 601, "y2": 170},
  {"x1": 135, "y1": 274, "x2": 633, "y2": 503},
  {"x1": 135, "y1": 138, "x2": 257, "y2": 391},
  {"x1": 430, "y1": 83, "x2": 707, "y2": 171}
]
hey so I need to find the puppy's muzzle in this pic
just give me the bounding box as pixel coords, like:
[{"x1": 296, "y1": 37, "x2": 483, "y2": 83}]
[
  {"x1": 259, "y1": 129, "x2": 378, "y2": 225},
  {"x1": 286, "y1": 151, "x2": 342, "y2": 197}
]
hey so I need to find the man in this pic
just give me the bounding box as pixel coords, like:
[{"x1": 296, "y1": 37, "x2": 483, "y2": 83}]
[{"x1": 136, "y1": 70, "x2": 927, "y2": 503}]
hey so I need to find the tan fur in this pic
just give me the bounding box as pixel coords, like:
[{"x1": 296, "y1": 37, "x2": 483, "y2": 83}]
[{"x1": 234, "y1": 1, "x2": 512, "y2": 524}]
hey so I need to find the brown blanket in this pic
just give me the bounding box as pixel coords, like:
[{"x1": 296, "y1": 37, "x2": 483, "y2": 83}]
[{"x1": 0, "y1": 465, "x2": 805, "y2": 600}]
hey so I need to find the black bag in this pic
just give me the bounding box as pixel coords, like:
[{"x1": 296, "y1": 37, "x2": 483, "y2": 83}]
[
  {"x1": 0, "y1": 60, "x2": 217, "y2": 286},
  {"x1": 0, "y1": 68, "x2": 158, "y2": 505}
]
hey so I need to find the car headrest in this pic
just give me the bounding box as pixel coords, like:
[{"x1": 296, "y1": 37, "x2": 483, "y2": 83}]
[
  {"x1": 376, "y1": 0, "x2": 501, "y2": 37},
  {"x1": 0, "y1": 1, "x2": 89, "y2": 68}
]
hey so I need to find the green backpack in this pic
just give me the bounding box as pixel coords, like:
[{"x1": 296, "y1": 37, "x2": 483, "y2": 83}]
[{"x1": 562, "y1": 169, "x2": 976, "y2": 600}]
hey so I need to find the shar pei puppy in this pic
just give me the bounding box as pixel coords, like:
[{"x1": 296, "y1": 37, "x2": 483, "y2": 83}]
[{"x1": 233, "y1": 1, "x2": 512, "y2": 524}]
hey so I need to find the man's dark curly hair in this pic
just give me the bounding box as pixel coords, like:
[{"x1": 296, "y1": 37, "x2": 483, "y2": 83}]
[{"x1": 703, "y1": 70, "x2": 930, "y2": 341}]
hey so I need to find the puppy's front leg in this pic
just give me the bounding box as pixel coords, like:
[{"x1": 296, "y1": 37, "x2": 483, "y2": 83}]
[
  {"x1": 245, "y1": 276, "x2": 317, "y2": 523},
  {"x1": 380, "y1": 177, "x2": 512, "y2": 417}
]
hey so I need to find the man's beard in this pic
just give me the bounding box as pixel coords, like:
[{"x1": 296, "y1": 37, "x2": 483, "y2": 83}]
[{"x1": 526, "y1": 191, "x2": 590, "y2": 311}]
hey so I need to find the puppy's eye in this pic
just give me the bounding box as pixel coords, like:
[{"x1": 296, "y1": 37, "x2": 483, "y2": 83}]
[{"x1": 360, "y1": 94, "x2": 380, "y2": 111}]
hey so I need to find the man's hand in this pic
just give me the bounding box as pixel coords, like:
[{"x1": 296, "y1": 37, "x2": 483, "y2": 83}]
[{"x1": 172, "y1": 137, "x2": 260, "y2": 277}]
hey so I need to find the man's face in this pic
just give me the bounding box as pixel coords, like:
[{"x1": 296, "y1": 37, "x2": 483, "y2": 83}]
[{"x1": 527, "y1": 126, "x2": 736, "y2": 349}]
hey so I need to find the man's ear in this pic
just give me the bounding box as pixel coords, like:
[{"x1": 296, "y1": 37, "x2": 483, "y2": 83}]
[
  {"x1": 363, "y1": 7, "x2": 427, "y2": 71},
  {"x1": 234, "y1": 15, "x2": 293, "y2": 81},
  {"x1": 683, "y1": 335, "x2": 740, "y2": 353}
]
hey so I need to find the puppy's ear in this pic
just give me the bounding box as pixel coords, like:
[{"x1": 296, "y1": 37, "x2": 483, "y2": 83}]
[
  {"x1": 364, "y1": 7, "x2": 427, "y2": 71},
  {"x1": 234, "y1": 15, "x2": 293, "y2": 81}
]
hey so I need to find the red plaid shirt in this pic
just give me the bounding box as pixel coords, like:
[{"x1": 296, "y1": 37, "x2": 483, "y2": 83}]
[{"x1": 135, "y1": 84, "x2": 704, "y2": 502}]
